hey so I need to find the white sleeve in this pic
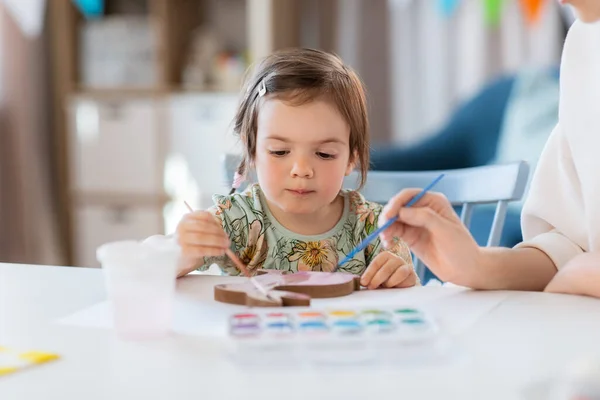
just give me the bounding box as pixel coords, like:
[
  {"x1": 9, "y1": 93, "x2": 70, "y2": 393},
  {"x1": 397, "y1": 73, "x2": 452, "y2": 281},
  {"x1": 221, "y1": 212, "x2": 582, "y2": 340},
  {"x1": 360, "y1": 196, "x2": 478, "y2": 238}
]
[{"x1": 516, "y1": 123, "x2": 585, "y2": 269}]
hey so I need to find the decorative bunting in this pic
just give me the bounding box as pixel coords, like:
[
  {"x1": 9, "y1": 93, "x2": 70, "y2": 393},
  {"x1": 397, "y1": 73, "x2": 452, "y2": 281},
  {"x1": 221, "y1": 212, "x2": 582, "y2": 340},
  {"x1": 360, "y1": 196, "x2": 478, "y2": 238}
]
[
  {"x1": 438, "y1": 0, "x2": 462, "y2": 17},
  {"x1": 72, "y1": 0, "x2": 104, "y2": 19},
  {"x1": 483, "y1": 0, "x2": 504, "y2": 27},
  {"x1": 520, "y1": 0, "x2": 546, "y2": 25}
]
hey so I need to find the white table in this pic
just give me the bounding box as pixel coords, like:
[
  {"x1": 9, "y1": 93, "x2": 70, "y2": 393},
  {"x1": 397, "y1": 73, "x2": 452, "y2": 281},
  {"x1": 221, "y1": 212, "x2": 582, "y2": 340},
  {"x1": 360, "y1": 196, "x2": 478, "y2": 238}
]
[{"x1": 1, "y1": 263, "x2": 600, "y2": 400}]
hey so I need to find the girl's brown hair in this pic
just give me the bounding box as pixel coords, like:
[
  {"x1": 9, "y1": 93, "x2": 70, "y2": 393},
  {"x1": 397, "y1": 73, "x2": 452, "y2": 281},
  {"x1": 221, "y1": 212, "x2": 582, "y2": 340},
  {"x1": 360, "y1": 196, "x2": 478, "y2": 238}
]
[{"x1": 231, "y1": 48, "x2": 370, "y2": 194}]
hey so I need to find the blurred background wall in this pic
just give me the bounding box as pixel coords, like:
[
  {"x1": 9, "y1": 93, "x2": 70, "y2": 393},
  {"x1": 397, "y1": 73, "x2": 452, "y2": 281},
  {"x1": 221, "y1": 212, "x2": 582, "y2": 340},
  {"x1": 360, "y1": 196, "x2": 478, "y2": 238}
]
[{"x1": 0, "y1": 0, "x2": 573, "y2": 267}]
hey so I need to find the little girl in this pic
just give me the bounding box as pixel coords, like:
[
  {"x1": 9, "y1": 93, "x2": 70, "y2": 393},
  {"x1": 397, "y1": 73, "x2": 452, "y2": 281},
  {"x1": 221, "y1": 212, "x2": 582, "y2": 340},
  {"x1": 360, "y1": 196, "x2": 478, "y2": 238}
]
[{"x1": 176, "y1": 48, "x2": 418, "y2": 290}]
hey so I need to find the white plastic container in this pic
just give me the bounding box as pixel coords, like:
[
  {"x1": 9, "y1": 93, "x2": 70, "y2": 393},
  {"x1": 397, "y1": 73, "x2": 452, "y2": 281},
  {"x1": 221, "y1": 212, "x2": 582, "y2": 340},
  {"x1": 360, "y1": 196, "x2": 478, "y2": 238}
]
[{"x1": 97, "y1": 240, "x2": 179, "y2": 339}]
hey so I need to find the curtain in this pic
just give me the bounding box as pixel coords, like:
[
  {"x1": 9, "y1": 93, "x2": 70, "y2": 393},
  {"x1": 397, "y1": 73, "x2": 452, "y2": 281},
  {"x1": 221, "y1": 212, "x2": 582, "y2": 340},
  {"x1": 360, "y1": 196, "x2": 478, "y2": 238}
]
[
  {"x1": 388, "y1": 0, "x2": 565, "y2": 145},
  {"x1": 0, "y1": 2, "x2": 63, "y2": 265}
]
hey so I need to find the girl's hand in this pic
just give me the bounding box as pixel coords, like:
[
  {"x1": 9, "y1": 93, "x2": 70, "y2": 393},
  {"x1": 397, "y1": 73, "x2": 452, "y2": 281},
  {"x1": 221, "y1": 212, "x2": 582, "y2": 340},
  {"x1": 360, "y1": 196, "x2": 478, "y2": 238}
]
[
  {"x1": 176, "y1": 211, "x2": 229, "y2": 275},
  {"x1": 360, "y1": 251, "x2": 418, "y2": 289}
]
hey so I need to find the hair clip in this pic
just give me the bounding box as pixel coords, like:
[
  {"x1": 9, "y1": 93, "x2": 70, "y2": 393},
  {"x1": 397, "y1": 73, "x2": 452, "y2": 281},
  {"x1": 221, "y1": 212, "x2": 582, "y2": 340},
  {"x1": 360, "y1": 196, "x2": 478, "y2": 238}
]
[{"x1": 257, "y1": 80, "x2": 267, "y2": 97}]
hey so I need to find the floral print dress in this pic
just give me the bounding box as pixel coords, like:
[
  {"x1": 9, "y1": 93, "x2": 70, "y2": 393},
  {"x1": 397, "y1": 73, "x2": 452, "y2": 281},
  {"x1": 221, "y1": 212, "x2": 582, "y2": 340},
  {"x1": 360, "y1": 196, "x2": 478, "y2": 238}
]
[{"x1": 200, "y1": 184, "x2": 414, "y2": 277}]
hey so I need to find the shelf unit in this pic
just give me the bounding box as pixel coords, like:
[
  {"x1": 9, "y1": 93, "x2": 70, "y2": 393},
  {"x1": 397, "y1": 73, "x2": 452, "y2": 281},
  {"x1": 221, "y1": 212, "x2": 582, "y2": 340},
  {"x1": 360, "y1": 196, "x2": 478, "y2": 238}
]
[{"x1": 47, "y1": 0, "x2": 303, "y2": 266}]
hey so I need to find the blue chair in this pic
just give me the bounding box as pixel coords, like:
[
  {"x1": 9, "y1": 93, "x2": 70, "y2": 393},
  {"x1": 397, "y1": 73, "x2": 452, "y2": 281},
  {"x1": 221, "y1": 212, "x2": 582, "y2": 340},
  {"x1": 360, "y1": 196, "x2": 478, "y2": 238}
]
[
  {"x1": 370, "y1": 67, "x2": 559, "y2": 249},
  {"x1": 343, "y1": 161, "x2": 530, "y2": 282}
]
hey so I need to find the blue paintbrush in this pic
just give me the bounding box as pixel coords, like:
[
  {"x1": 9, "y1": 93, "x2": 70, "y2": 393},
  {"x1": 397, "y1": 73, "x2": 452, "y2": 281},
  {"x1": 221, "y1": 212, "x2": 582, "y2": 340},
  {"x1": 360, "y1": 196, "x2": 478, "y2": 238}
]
[{"x1": 335, "y1": 173, "x2": 445, "y2": 270}]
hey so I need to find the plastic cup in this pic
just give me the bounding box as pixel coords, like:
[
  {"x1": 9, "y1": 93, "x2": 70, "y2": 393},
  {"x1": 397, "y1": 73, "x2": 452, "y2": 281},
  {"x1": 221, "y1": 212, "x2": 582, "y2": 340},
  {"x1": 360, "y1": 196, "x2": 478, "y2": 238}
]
[{"x1": 97, "y1": 240, "x2": 178, "y2": 339}]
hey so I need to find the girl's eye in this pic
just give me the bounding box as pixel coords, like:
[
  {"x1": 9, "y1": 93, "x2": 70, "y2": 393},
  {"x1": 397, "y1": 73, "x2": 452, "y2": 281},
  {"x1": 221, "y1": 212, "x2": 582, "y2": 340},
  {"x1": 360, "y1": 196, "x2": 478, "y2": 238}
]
[
  {"x1": 317, "y1": 152, "x2": 336, "y2": 160},
  {"x1": 269, "y1": 150, "x2": 289, "y2": 157}
]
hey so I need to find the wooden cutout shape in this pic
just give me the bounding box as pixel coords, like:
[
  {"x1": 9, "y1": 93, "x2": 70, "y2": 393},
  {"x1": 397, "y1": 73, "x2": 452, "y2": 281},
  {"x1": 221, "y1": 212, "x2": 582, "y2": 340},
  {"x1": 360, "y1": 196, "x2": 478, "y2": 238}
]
[{"x1": 214, "y1": 270, "x2": 361, "y2": 307}]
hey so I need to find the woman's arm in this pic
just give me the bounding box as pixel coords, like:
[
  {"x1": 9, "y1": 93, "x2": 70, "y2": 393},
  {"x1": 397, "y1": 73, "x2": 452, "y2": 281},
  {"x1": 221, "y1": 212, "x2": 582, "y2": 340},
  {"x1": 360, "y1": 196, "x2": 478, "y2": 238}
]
[{"x1": 544, "y1": 252, "x2": 600, "y2": 297}]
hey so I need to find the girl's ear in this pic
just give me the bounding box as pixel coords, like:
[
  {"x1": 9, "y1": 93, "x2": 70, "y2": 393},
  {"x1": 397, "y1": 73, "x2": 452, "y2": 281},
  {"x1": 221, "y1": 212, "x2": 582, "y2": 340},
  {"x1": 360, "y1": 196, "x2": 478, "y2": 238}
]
[{"x1": 345, "y1": 150, "x2": 358, "y2": 176}]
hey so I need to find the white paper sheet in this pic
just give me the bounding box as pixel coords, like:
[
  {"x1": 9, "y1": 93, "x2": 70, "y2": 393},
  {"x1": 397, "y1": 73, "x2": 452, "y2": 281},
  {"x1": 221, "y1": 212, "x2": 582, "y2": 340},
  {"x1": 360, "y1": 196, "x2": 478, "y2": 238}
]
[{"x1": 58, "y1": 275, "x2": 512, "y2": 338}]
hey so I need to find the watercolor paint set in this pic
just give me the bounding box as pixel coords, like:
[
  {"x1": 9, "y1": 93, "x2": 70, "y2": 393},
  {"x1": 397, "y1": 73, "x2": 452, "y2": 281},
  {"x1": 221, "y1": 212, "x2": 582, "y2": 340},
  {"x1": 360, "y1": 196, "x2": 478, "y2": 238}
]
[{"x1": 226, "y1": 307, "x2": 451, "y2": 366}]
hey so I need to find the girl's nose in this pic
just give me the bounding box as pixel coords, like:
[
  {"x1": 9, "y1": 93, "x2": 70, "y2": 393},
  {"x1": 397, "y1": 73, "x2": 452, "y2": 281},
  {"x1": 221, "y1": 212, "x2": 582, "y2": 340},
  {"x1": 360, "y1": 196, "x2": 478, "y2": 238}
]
[{"x1": 290, "y1": 157, "x2": 314, "y2": 178}]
